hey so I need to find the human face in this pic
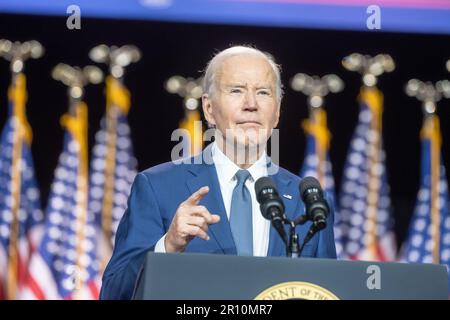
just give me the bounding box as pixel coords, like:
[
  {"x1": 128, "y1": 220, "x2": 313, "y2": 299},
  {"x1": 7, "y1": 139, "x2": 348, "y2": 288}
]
[{"x1": 202, "y1": 54, "x2": 280, "y2": 151}]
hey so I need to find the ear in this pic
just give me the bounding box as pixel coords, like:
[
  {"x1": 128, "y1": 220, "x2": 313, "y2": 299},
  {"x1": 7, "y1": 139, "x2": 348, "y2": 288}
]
[{"x1": 202, "y1": 93, "x2": 216, "y2": 126}]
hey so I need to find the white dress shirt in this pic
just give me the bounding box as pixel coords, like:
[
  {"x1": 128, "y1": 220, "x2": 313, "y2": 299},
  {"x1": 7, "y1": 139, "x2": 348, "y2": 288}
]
[{"x1": 155, "y1": 142, "x2": 271, "y2": 256}]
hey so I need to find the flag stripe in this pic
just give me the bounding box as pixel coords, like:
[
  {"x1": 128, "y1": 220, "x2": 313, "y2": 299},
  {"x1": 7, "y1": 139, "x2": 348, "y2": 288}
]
[
  {"x1": 24, "y1": 272, "x2": 46, "y2": 300},
  {"x1": 26, "y1": 253, "x2": 59, "y2": 299}
]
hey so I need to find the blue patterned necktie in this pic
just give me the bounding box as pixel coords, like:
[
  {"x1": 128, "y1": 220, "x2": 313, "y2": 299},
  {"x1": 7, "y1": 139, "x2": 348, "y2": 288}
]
[{"x1": 229, "y1": 169, "x2": 253, "y2": 256}]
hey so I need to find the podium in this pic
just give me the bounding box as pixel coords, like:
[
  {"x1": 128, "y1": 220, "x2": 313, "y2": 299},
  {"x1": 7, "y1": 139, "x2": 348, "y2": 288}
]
[{"x1": 133, "y1": 252, "x2": 448, "y2": 300}]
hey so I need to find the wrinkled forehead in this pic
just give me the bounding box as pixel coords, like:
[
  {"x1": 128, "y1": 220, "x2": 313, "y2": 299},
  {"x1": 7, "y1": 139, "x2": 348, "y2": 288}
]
[{"x1": 215, "y1": 54, "x2": 277, "y2": 88}]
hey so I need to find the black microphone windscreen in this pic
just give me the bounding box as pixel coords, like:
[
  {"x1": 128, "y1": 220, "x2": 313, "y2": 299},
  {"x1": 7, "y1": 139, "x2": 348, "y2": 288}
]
[
  {"x1": 254, "y1": 176, "x2": 277, "y2": 200},
  {"x1": 299, "y1": 176, "x2": 322, "y2": 197}
]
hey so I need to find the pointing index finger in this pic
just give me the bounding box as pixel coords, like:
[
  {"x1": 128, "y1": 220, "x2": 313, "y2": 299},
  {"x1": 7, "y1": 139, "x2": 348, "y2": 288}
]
[{"x1": 185, "y1": 186, "x2": 209, "y2": 205}]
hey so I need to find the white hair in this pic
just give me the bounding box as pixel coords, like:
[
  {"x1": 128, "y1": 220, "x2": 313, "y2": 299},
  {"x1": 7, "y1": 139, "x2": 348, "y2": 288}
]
[{"x1": 202, "y1": 46, "x2": 284, "y2": 104}]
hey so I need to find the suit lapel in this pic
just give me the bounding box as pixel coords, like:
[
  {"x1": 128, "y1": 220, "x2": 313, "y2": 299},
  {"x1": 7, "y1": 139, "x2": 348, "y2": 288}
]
[
  {"x1": 267, "y1": 167, "x2": 298, "y2": 256},
  {"x1": 186, "y1": 148, "x2": 237, "y2": 254}
]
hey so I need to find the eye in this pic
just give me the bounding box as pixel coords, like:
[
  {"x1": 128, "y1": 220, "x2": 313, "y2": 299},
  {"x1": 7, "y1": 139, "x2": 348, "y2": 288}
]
[
  {"x1": 257, "y1": 90, "x2": 271, "y2": 96},
  {"x1": 230, "y1": 88, "x2": 243, "y2": 94}
]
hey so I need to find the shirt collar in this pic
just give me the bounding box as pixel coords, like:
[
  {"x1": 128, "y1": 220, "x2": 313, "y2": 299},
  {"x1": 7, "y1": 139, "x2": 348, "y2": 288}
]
[{"x1": 211, "y1": 141, "x2": 268, "y2": 184}]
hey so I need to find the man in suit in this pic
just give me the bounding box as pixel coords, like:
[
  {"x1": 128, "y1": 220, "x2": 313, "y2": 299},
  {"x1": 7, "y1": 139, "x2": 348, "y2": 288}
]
[{"x1": 100, "y1": 46, "x2": 336, "y2": 300}]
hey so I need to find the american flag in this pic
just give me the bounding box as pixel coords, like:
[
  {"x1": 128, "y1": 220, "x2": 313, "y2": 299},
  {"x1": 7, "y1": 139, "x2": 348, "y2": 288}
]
[
  {"x1": 88, "y1": 76, "x2": 137, "y2": 270},
  {"x1": 338, "y1": 87, "x2": 396, "y2": 261},
  {"x1": 401, "y1": 114, "x2": 450, "y2": 283},
  {"x1": 22, "y1": 102, "x2": 100, "y2": 299},
  {"x1": 299, "y1": 108, "x2": 345, "y2": 258},
  {"x1": 0, "y1": 74, "x2": 43, "y2": 300}
]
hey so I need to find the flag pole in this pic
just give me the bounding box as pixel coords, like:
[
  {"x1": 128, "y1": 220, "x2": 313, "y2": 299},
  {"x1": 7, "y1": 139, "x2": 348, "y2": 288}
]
[
  {"x1": 342, "y1": 53, "x2": 395, "y2": 260},
  {"x1": 52, "y1": 63, "x2": 103, "y2": 299},
  {"x1": 0, "y1": 39, "x2": 44, "y2": 300},
  {"x1": 89, "y1": 44, "x2": 140, "y2": 273}
]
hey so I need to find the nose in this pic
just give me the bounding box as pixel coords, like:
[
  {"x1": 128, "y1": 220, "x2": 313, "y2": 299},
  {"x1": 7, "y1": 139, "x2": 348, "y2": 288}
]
[{"x1": 244, "y1": 90, "x2": 258, "y2": 111}]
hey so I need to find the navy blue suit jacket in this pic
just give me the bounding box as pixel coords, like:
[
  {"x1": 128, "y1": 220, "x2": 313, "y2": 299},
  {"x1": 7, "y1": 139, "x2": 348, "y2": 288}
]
[{"x1": 100, "y1": 147, "x2": 337, "y2": 299}]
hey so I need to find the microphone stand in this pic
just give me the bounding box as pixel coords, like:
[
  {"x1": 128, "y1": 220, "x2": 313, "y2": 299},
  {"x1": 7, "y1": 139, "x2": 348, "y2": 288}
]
[
  {"x1": 286, "y1": 220, "x2": 299, "y2": 258},
  {"x1": 285, "y1": 214, "x2": 320, "y2": 258}
]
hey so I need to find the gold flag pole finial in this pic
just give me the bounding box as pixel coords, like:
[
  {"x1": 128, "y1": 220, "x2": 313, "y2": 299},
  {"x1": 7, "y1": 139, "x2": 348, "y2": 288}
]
[
  {"x1": 290, "y1": 73, "x2": 344, "y2": 109},
  {"x1": 89, "y1": 44, "x2": 141, "y2": 81},
  {"x1": 342, "y1": 53, "x2": 395, "y2": 87},
  {"x1": 0, "y1": 39, "x2": 44, "y2": 74},
  {"x1": 52, "y1": 63, "x2": 103, "y2": 107},
  {"x1": 165, "y1": 75, "x2": 203, "y2": 111},
  {"x1": 405, "y1": 78, "x2": 450, "y2": 115}
]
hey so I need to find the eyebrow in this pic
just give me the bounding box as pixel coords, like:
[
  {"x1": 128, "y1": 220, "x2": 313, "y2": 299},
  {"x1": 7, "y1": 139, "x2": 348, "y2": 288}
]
[
  {"x1": 224, "y1": 83, "x2": 273, "y2": 90},
  {"x1": 225, "y1": 83, "x2": 246, "y2": 88}
]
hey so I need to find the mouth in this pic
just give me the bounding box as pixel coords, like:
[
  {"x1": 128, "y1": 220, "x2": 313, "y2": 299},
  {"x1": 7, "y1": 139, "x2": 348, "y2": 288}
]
[{"x1": 236, "y1": 121, "x2": 262, "y2": 127}]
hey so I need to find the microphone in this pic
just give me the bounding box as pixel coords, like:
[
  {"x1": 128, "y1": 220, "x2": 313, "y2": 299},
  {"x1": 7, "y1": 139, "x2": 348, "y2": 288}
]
[
  {"x1": 297, "y1": 177, "x2": 330, "y2": 256},
  {"x1": 299, "y1": 176, "x2": 329, "y2": 231},
  {"x1": 255, "y1": 177, "x2": 288, "y2": 245}
]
